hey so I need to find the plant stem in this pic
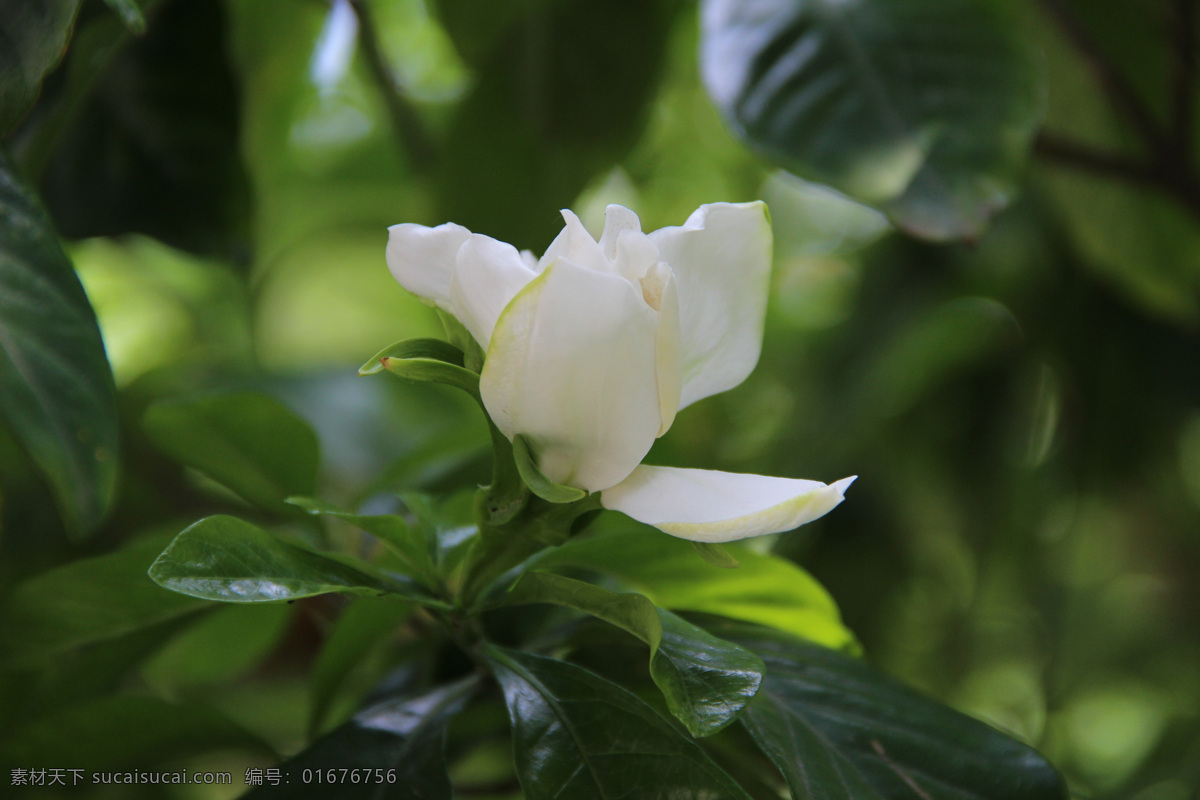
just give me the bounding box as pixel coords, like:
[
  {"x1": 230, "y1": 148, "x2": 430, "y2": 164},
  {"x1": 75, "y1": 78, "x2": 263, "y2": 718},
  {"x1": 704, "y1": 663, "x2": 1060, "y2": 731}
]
[{"x1": 347, "y1": 0, "x2": 436, "y2": 173}]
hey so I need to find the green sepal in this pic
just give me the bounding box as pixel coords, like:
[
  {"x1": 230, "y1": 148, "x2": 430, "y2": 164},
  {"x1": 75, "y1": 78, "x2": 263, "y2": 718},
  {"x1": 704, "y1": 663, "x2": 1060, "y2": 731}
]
[
  {"x1": 359, "y1": 338, "x2": 480, "y2": 397},
  {"x1": 513, "y1": 435, "x2": 586, "y2": 504}
]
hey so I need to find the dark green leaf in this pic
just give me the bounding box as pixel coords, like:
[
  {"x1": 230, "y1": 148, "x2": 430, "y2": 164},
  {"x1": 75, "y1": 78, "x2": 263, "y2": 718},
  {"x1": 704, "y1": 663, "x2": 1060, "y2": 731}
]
[
  {"x1": 288, "y1": 495, "x2": 436, "y2": 586},
  {"x1": 541, "y1": 516, "x2": 857, "y2": 650},
  {"x1": 308, "y1": 598, "x2": 415, "y2": 737},
  {"x1": 246, "y1": 677, "x2": 479, "y2": 800},
  {"x1": 143, "y1": 391, "x2": 319, "y2": 517},
  {"x1": 701, "y1": 0, "x2": 1044, "y2": 240},
  {"x1": 0, "y1": 150, "x2": 119, "y2": 537},
  {"x1": 0, "y1": 694, "x2": 274, "y2": 771},
  {"x1": 35, "y1": 0, "x2": 251, "y2": 261},
  {"x1": 726, "y1": 624, "x2": 1070, "y2": 800},
  {"x1": 148, "y1": 515, "x2": 448, "y2": 608},
  {"x1": 513, "y1": 435, "x2": 587, "y2": 504},
  {"x1": 505, "y1": 572, "x2": 763, "y2": 737},
  {"x1": 435, "y1": 0, "x2": 678, "y2": 249},
  {"x1": 486, "y1": 646, "x2": 755, "y2": 800},
  {"x1": 0, "y1": 532, "x2": 208, "y2": 667},
  {"x1": 0, "y1": 0, "x2": 80, "y2": 133}
]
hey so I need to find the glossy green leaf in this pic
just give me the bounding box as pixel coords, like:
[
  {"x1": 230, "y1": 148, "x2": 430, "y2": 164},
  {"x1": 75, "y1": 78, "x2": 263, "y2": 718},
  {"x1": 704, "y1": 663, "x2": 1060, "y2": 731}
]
[
  {"x1": 0, "y1": 0, "x2": 80, "y2": 133},
  {"x1": 701, "y1": 0, "x2": 1044, "y2": 240},
  {"x1": 358, "y1": 338, "x2": 467, "y2": 374},
  {"x1": 148, "y1": 515, "x2": 448, "y2": 608},
  {"x1": 101, "y1": 0, "x2": 145, "y2": 32},
  {"x1": 505, "y1": 572, "x2": 763, "y2": 737},
  {"x1": 0, "y1": 694, "x2": 274, "y2": 771},
  {"x1": 143, "y1": 391, "x2": 319, "y2": 517},
  {"x1": 246, "y1": 678, "x2": 478, "y2": 800},
  {"x1": 0, "y1": 533, "x2": 208, "y2": 667},
  {"x1": 726, "y1": 624, "x2": 1070, "y2": 800},
  {"x1": 288, "y1": 496, "x2": 436, "y2": 586},
  {"x1": 361, "y1": 338, "x2": 482, "y2": 397},
  {"x1": 486, "y1": 647, "x2": 755, "y2": 800},
  {"x1": 0, "y1": 150, "x2": 119, "y2": 537},
  {"x1": 540, "y1": 515, "x2": 857, "y2": 650},
  {"x1": 308, "y1": 598, "x2": 414, "y2": 737},
  {"x1": 513, "y1": 435, "x2": 587, "y2": 504}
]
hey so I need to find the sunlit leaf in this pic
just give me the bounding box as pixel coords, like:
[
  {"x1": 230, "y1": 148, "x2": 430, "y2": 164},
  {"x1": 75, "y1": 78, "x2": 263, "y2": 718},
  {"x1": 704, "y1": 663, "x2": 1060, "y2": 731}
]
[
  {"x1": 701, "y1": 0, "x2": 1044, "y2": 240},
  {"x1": 505, "y1": 572, "x2": 763, "y2": 737},
  {"x1": 540, "y1": 515, "x2": 857, "y2": 650},
  {"x1": 486, "y1": 646, "x2": 754, "y2": 800}
]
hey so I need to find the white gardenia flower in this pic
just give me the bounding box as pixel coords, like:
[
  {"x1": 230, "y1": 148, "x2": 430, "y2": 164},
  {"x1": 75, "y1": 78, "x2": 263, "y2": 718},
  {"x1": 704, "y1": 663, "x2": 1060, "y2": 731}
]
[{"x1": 386, "y1": 202, "x2": 855, "y2": 542}]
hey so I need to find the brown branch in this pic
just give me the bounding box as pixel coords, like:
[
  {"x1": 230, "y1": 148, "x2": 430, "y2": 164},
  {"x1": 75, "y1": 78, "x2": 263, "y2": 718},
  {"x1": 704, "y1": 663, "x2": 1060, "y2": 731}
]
[
  {"x1": 1037, "y1": 0, "x2": 1172, "y2": 154},
  {"x1": 347, "y1": 0, "x2": 436, "y2": 172}
]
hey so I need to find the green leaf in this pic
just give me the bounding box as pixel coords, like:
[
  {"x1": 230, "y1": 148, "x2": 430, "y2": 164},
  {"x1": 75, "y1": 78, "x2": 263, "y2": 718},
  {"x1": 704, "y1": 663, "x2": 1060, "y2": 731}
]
[
  {"x1": 540, "y1": 516, "x2": 857, "y2": 651},
  {"x1": 143, "y1": 391, "x2": 320, "y2": 517},
  {"x1": 35, "y1": 0, "x2": 251, "y2": 262},
  {"x1": 727, "y1": 624, "x2": 1070, "y2": 800},
  {"x1": 505, "y1": 572, "x2": 763, "y2": 737},
  {"x1": 0, "y1": 0, "x2": 80, "y2": 133},
  {"x1": 701, "y1": 0, "x2": 1044, "y2": 240},
  {"x1": 0, "y1": 532, "x2": 208, "y2": 667},
  {"x1": 358, "y1": 338, "x2": 466, "y2": 374},
  {"x1": 148, "y1": 515, "x2": 448, "y2": 608},
  {"x1": 513, "y1": 435, "x2": 587, "y2": 504},
  {"x1": 0, "y1": 150, "x2": 119, "y2": 537},
  {"x1": 692, "y1": 541, "x2": 740, "y2": 569},
  {"x1": 0, "y1": 694, "x2": 274, "y2": 771},
  {"x1": 308, "y1": 598, "x2": 414, "y2": 737},
  {"x1": 486, "y1": 646, "x2": 755, "y2": 800},
  {"x1": 288, "y1": 495, "x2": 437, "y2": 587},
  {"x1": 246, "y1": 678, "x2": 478, "y2": 800}
]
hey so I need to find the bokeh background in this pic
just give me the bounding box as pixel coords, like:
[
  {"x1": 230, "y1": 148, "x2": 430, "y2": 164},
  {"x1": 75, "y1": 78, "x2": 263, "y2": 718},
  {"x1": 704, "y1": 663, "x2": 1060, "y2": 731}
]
[{"x1": 2, "y1": 0, "x2": 1198, "y2": 797}]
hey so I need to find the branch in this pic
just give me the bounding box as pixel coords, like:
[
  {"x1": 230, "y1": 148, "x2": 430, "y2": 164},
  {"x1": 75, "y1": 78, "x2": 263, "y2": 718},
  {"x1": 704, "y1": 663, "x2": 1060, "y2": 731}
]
[
  {"x1": 348, "y1": 0, "x2": 436, "y2": 172},
  {"x1": 1037, "y1": 0, "x2": 1172, "y2": 154},
  {"x1": 1172, "y1": 0, "x2": 1197, "y2": 154}
]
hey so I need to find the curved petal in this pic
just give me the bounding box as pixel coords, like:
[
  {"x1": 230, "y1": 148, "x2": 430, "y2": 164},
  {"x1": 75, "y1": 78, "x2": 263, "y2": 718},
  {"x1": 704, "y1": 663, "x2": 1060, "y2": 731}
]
[
  {"x1": 601, "y1": 467, "x2": 855, "y2": 543},
  {"x1": 480, "y1": 258, "x2": 662, "y2": 493},
  {"x1": 386, "y1": 222, "x2": 472, "y2": 309},
  {"x1": 449, "y1": 234, "x2": 537, "y2": 349},
  {"x1": 649, "y1": 202, "x2": 772, "y2": 409},
  {"x1": 537, "y1": 209, "x2": 609, "y2": 274}
]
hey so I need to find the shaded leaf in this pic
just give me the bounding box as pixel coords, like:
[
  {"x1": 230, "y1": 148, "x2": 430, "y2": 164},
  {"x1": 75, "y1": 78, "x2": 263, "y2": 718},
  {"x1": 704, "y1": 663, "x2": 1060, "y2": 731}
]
[
  {"x1": 727, "y1": 624, "x2": 1070, "y2": 800},
  {"x1": 101, "y1": 0, "x2": 145, "y2": 32},
  {"x1": 0, "y1": 0, "x2": 80, "y2": 133},
  {"x1": 486, "y1": 646, "x2": 755, "y2": 800},
  {"x1": 143, "y1": 391, "x2": 319, "y2": 517},
  {"x1": 0, "y1": 694, "x2": 274, "y2": 770},
  {"x1": 0, "y1": 150, "x2": 119, "y2": 537},
  {"x1": 701, "y1": 0, "x2": 1044, "y2": 240},
  {"x1": 513, "y1": 435, "x2": 586, "y2": 504},
  {"x1": 246, "y1": 677, "x2": 479, "y2": 800},
  {"x1": 148, "y1": 515, "x2": 448, "y2": 608},
  {"x1": 540, "y1": 515, "x2": 857, "y2": 650},
  {"x1": 0, "y1": 532, "x2": 207, "y2": 667},
  {"x1": 288, "y1": 496, "x2": 436, "y2": 587},
  {"x1": 505, "y1": 572, "x2": 763, "y2": 737}
]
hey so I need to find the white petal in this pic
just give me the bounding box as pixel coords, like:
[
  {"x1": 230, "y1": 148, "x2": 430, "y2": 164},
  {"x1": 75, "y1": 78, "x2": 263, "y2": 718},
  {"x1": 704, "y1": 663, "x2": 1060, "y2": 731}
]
[
  {"x1": 651, "y1": 265, "x2": 681, "y2": 435},
  {"x1": 649, "y1": 202, "x2": 772, "y2": 409},
  {"x1": 448, "y1": 234, "x2": 537, "y2": 349},
  {"x1": 480, "y1": 258, "x2": 662, "y2": 492},
  {"x1": 538, "y1": 209, "x2": 609, "y2": 274},
  {"x1": 386, "y1": 222, "x2": 472, "y2": 310},
  {"x1": 601, "y1": 467, "x2": 855, "y2": 543},
  {"x1": 598, "y1": 204, "x2": 642, "y2": 260}
]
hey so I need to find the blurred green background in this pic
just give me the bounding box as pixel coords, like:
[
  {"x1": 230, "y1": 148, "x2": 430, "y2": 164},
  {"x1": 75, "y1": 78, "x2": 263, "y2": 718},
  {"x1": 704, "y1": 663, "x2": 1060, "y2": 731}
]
[{"x1": 2, "y1": 0, "x2": 1199, "y2": 797}]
